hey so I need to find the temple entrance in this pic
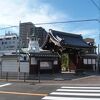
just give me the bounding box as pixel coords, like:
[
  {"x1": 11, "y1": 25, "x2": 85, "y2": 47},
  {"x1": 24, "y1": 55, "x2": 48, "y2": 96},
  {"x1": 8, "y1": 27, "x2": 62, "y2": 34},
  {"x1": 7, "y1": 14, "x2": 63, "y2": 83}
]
[
  {"x1": 61, "y1": 53, "x2": 69, "y2": 71},
  {"x1": 61, "y1": 49, "x2": 83, "y2": 73}
]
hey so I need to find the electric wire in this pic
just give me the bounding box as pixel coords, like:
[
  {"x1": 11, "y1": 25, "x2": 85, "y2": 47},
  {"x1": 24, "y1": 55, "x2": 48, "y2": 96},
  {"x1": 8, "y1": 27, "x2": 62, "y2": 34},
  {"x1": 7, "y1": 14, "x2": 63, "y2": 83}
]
[
  {"x1": 90, "y1": 0, "x2": 100, "y2": 11},
  {"x1": 0, "y1": 19, "x2": 99, "y2": 30},
  {"x1": 35, "y1": 19, "x2": 98, "y2": 25}
]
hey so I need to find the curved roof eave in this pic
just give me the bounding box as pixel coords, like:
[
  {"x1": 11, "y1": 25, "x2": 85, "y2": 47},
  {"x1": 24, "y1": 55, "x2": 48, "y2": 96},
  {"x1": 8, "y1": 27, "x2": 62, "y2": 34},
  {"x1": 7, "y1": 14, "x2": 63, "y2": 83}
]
[
  {"x1": 49, "y1": 29, "x2": 61, "y2": 47},
  {"x1": 49, "y1": 29, "x2": 90, "y2": 49}
]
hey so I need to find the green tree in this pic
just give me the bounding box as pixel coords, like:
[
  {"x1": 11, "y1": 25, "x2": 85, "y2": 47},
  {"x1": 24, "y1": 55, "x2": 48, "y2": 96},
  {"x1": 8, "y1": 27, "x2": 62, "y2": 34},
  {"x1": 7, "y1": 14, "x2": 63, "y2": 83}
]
[{"x1": 61, "y1": 53, "x2": 69, "y2": 71}]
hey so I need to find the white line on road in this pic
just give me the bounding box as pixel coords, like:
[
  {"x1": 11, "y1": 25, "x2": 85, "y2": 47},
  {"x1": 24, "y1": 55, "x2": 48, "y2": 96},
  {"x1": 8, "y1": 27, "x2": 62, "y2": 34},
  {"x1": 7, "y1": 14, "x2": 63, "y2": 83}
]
[
  {"x1": 42, "y1": 96, "x2": 100, "y2": 100},
  {"x1": 50, "y1": 92, "x2": 100, "y2": 97},
  {"x1": 42, "y1": 86, "x2": 100, "y2": 100},
  {"x1": 61, "y1": 86, "x2": 100, "y2": 89},
  {"x1": 57, "y1": 89, "x2": 100, "y2": 92},
  {"x1": 0, "y1": 83, "x2": 12, "y2": 87}
]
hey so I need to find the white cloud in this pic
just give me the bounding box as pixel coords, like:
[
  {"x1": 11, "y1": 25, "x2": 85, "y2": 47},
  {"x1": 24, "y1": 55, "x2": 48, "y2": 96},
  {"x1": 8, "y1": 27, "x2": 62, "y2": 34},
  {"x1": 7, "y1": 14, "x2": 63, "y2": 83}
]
[
  {"x1": 0, "y1": 0, "x2": 68, "y2": 32},
  {"x1": 0, "y1": 0, "x2": 98, "y2": 43},
  {"x1": 72, "y1": 29, "x2": 99, "y2": 44},
  {"x1": 72, "y1": 29, "x2": 99, "y2": 35},
  {"x1": 0, "y1": 0, "x2": 28, "y2": 25}
]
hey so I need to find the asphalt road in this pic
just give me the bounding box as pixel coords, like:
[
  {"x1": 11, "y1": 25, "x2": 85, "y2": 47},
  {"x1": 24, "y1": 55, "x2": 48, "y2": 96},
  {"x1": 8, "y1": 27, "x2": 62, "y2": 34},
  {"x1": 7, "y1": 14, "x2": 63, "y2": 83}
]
[
  {"x1": 0, "y1": 82, "x2": 60, "y2": 100},
  {"x1": 0, "y1": 74, "x2": 100, "y2": 100}
]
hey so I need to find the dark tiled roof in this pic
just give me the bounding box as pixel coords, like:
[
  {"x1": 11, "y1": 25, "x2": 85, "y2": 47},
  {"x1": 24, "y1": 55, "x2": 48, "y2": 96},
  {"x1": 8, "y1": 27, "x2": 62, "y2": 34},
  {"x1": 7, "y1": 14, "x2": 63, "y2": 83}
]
[
  {"x1": 30, "y1": 52, "x2": 59, "y2": 58},
  {"x1": 49, "y1": 29, "x2": 89, "y2": 48},
  {"x1": 82, "y1": 54, "x2": 97, "y2": 59}
]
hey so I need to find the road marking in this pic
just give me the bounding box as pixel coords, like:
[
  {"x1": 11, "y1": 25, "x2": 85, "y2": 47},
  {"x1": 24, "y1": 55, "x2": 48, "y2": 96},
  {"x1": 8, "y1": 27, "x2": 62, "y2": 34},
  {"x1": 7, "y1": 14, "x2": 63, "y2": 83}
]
[
  {"x1": 42, "y1": 96, "x2": 100, "y2": 100},
  {"x1": 0, "y1": 91, "x2": 48, "y2": 96},
  {"x1": 0, "y1": 83, "x2": 12, "y2": 87},
  {"x1": 42, "y1": 86, "x2": 100, "y2": 100},
  {"x1": 61, "y1": 86, "x2": 100, "y2": 89},
  {"x1": 57, "y1": 89, "x2": 100, "y2": 92},
  {"x1": 50, "y1": 92, "x2": 100, "y2": 97}
]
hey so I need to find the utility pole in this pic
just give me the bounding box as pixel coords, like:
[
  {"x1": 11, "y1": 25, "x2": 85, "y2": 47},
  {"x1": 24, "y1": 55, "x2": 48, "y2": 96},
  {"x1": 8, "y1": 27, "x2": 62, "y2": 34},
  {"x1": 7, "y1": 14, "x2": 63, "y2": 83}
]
[
  {"x1": 17, "y1": 21, "x2": 21, "y2": 79},
  {"x1": 98, "y1": 0, "x2": 100, "y2": 71},
  {"x1": 98, "y1": 1, "x2": 100, "y2": 54}
]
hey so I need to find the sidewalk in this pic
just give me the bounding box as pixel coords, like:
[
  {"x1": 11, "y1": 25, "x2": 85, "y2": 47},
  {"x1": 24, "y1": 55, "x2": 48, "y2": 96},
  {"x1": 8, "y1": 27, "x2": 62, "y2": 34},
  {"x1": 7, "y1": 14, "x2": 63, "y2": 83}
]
[{"x1": 0, "y1": 71, "x2": 99, "y2": 85}]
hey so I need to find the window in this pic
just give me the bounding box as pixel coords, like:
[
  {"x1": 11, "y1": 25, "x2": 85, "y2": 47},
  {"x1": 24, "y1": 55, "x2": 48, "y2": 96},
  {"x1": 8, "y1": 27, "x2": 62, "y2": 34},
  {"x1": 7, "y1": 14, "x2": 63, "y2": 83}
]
[
  {"x1": 92, "y1": 59, "x2": 96, "y2": 64},
  {"x1": 88, "y1": 59, "x2": 91, "y2": 64},
  {"x1": 54, "y1": 60, "x2": 58, "y2": 65},
  {"x1": 24, "y1": 56, "x2": 26, "y2": 61},
  {"x1": 5, "y1": 42, "x2": 7, "y2": 44},
  {"x1": 83, "y1": 59, "x2": 87, "y2": 64},
  {"x1": 83, "y1": 59, "x2": 96, "y2": 65},
  {"x1": 40, "y1": 61, "x2": 52, "y2": 69},
  {"x1": 13, "y1": 37, "x2": 16, "y2": 39},
  {"x1": 2, "y1": 42, "x2": 4, "y2": 45},
  {"x1": 13, "y1": 41, "x2": 15, "y2": 44},
  {"x1": 6, "y1": 38, "x2": 11, "y2": 40},
  {"x1": 31, "y1": 58, "x2": 37, "y2": 64}
]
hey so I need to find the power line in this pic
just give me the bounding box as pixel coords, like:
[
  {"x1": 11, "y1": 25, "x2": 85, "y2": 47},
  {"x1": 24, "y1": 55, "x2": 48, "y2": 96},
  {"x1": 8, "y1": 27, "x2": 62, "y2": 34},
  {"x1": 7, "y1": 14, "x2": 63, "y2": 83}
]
[
  {"x1": 0, "y1": 19, "x2": 99, "y2": 30},
  {"x1": 0, "y1": 26, "x2": 18, "y2": 30},
  {"x1": 90, "y1": 0, "x2": 100, "y2": 11},
  {"x1": 35, "y1": 19, "x2": 98, "y2": 25}
]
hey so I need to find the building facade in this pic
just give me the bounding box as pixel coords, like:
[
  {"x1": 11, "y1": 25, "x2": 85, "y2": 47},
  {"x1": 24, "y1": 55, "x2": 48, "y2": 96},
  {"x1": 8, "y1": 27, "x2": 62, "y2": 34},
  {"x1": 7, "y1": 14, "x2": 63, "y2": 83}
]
[
  {"x1": 19, "y1": 22, "x2": 47, "y2": 48},
  {"x1": 82, "y1": 38, "x2": 97, "y2": 71},
  {"x1": 0, "y1": 32, "x2": 19, "y2": 51},
  {"x1": 19, "y1": 22, "x2": 35, "y2": 48},
  {"x1": 84, "y1": 38, "x2": 96, "y2": 53},
  {"x1": 42, "y1": 29, "x2": 90, "y2": 72},
  {"x1": 35, "y1": 27, "x2": 47, "y2": 47}
]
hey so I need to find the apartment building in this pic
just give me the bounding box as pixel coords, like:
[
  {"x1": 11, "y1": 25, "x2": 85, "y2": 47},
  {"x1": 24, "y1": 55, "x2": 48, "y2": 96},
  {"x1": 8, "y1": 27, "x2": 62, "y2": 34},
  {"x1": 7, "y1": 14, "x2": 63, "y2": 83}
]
[
  {"x1": 0, "y1": 33, "x2": 19, "y2": 51},
  {"x1": 35, "y1": 27, "x2": 47, "y2": 47},
  {"x1": 19, "y1": 22, "x2": 35, "y2": 48}
]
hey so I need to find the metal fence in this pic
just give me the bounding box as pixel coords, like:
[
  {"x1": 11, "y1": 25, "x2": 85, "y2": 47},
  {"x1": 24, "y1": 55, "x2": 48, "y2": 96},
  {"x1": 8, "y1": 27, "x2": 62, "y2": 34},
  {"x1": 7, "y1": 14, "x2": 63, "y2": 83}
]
[
  {"x1": 0, "y1": 71, "x2": 88, "y2": 83},
  {"x1": 0, "y1": 72, "x2": 59, "y2": 83}
]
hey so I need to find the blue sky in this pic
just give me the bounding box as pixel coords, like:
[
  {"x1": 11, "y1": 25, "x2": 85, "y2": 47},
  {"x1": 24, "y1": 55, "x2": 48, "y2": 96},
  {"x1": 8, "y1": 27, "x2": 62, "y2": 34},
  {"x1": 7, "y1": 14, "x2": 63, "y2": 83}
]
[{"x1": 0, "y1": 0, "x2": 99, "y2": 45}]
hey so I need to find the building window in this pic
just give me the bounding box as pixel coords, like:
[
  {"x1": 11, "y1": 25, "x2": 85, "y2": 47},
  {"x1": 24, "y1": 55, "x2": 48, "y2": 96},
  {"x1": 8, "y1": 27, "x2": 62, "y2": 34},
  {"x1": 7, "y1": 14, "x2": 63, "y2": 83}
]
[
  {"x1": 24, "y1": 56, "x2": 26, "y2": 61},
  {"x1": 2, "y1": 42, "x2": 4, "y2": 45},
  {"x1": 54, "y1": 60, "x2": 58, "y2": 65},
  {"x1": 88, "y1": 59, "x2": 92, "y2": 64},
  {"x1": 13, "y1": 37, "x2": 16, "y2": 39},
  {"x1": 31, "y1": 58, "x2": 37, "y2": 64},
  {"x1": 5, "y1": 42, "x2": 7, "y2": 44},
  {"x1": 6, "y1": 38, "x2": 11, "y2": 40},
  {"x1": 83, "y1": 58, "x2": 96, "y2": 65},
  {"x1": 92, "y1": 59, "x2": 96, "y2": 64},
  {"x1": 40, "y1": 61, "x2": 52, "y2": 69},
  {"x1": 13, "y1": 41, "x2": 15, "y2": 44},
  {"x1": 83, "y1": 59, "x2": 87, "y2": 64}
]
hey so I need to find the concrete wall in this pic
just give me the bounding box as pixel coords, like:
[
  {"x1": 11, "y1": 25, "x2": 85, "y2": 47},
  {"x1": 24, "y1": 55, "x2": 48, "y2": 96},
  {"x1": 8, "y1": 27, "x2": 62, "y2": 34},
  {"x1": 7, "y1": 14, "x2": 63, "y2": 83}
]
[{"x1": 2, "y1": 59, "x2": 29, "y2": 73}]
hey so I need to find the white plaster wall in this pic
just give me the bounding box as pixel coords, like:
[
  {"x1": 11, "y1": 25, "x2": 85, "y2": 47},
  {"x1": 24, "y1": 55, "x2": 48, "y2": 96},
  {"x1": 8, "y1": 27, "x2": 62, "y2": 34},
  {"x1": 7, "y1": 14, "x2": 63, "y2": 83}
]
[
  {"x1": 20, "y1": 62, "x2": 29, "y2": 72},
  {"x1": 31, "y1": 57, "x2": 37, "y2": 64},
  {"x1": 2, "y1": 60, "x2": 29, "y2": 73},
  {"x1": 2, "y1": 60, "x2": 18, "y2": 72}
]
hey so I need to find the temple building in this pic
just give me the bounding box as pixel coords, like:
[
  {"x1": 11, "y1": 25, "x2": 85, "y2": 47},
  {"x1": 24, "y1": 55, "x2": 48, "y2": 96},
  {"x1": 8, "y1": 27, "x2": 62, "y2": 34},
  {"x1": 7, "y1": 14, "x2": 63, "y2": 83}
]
[
  {"x1": 0, "y1": 28, "x2": 98, "y2": 76},
  {"x1": 42, "y1": 29, "x2": 96, "y2": 72}
]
